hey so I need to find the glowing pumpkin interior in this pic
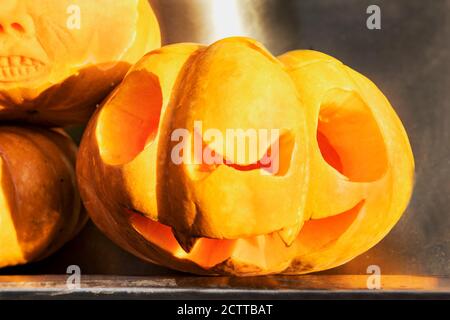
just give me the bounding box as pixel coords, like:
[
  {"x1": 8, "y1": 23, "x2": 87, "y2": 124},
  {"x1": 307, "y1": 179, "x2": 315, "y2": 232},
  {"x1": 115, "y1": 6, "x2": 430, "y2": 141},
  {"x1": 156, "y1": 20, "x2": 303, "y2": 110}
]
[{"x1": 317, "y1": 88, "x2": 388, "y2": 182}]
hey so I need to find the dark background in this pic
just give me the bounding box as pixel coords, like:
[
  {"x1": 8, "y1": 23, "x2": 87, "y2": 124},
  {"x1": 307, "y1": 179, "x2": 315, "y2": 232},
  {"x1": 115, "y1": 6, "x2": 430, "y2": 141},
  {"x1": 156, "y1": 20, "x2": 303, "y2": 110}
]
[{"x1": 1, "y1": 0, "x2": 449, "y2": 278}]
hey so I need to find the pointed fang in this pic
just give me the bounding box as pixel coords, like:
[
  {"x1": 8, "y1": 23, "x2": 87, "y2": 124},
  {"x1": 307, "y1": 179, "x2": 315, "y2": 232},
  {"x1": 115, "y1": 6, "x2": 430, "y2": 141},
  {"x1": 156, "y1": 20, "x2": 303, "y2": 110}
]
[
  {"x1": 174, "y1": 230, "x2": 199, "y2": 253},
  {"x1": 278, "y1": 222, "x2": 304, "y2": 247}
]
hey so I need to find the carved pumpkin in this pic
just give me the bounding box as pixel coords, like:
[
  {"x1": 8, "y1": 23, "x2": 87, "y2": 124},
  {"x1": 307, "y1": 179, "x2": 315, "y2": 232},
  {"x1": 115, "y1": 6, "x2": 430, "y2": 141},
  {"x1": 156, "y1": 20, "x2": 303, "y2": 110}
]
[
  {"x1": 0, "y1": 126, "x2": 85, "y2": 268},
  {"x1": 77, "y1": 38, "x2": 414, "y2": 275},
  {"x1": 0, "y1": 0, "x2": 160, "y2": 126}
]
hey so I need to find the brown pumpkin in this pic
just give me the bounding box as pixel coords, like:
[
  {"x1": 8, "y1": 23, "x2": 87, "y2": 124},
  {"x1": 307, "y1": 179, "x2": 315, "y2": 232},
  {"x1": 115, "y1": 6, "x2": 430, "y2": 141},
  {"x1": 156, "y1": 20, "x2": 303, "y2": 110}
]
[
  {"x1": 77, "y1": 38, "x2": 414, "y2": 275},
  {"x1": 0, "y1": 0, "x2": 160, "y2": 126},
  {"x1": 0, "y1": 126, "x2": 85, "y2": 268}
]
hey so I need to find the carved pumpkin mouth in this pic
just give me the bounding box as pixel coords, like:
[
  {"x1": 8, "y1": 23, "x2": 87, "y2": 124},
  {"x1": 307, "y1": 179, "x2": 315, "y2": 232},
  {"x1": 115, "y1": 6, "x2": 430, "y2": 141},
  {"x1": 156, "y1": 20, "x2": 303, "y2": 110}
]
[
  {"x1": 0, "y1": 56, "x2": 47, "y2": 83},
  {"x1": 127, "y1": 200, "x2": 363, "y2": 270}
]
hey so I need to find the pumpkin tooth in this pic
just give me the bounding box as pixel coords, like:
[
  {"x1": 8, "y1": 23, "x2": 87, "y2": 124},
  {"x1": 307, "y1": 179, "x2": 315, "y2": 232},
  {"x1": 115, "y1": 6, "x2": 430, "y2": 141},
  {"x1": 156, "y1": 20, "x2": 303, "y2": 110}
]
[
  {"x1": 10, "y1": 56, "x2": 21, "y2": 67},
  {"x1": 277, "y1": 222, "x2": 304, "y2": 246},
  {"x1": 0, "y1": 57, "x2": 8, "y2": 67},
  {"x1": 173, "y1": 230, "x2": 199, "y2": 253}
]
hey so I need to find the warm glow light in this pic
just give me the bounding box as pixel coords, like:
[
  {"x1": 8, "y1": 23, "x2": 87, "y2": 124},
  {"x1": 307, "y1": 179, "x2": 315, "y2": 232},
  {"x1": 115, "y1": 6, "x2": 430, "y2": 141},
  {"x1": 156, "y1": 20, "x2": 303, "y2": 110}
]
[{"x1": 208, "y1": 0, "x2": 248, "y2": 43}]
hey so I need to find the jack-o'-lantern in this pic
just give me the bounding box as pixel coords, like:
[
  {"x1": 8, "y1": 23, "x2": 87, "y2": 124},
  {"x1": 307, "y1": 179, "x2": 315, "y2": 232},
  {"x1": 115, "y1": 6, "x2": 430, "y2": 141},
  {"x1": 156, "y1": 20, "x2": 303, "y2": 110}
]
[
  {"x1": 0, "y1": 0, "x2": 160, "y2": 126},
  {"x1": 0, "y1": 126, "x2": 85, "y2": 268},
  {"x1": 77, "y1": 37, "x2": 414, "y2": 275}
]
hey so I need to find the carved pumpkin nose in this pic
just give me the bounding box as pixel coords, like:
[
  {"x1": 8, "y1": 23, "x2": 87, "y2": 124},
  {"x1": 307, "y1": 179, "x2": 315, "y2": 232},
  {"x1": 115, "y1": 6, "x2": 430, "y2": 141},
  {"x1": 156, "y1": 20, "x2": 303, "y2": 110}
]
[{"x1": 0, "y1": 0, "x2": 35, "y2": 37}]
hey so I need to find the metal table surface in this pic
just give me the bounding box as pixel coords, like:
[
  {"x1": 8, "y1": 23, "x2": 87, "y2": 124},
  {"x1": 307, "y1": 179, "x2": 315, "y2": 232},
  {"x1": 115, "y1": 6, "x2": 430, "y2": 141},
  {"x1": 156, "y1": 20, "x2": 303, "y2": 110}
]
[
  {"x1": 1, "y1": 0, "x2": 449, "y2": 299},
  {"x1": 0, "y1": 275, "x2": 449, "y2": 300}
]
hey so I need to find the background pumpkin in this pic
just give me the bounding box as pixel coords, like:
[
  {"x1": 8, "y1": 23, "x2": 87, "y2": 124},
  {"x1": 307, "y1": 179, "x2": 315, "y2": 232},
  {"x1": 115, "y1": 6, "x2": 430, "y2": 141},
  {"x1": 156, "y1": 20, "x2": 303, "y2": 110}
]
[
  {"x1": 0, "y1": 126, "x2": 85, "y2": 268},
  {"x1": 0, "y1": 0, "x2": 160, "y2": 126},
  {"x1": 77, "y1": 37, "x2": 414, "y2": 276}
]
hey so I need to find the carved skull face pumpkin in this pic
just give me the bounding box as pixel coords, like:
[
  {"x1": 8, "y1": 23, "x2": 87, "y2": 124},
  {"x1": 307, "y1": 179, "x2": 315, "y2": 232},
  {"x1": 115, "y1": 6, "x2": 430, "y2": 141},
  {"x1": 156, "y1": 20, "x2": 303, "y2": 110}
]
[
  {"x1": 77, "y1": 38, "x2": 414, "y2": 276},
  {"x1": 0, "y1": 0, "x2": 160, "y2": 125}
]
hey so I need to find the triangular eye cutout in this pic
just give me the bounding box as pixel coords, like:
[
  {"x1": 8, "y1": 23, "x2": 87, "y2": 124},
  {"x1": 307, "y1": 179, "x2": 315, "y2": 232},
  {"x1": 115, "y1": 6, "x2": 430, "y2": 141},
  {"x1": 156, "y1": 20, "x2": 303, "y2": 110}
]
[{"x1": 317, "y1": 89, "x2": 388, "y2": 182}]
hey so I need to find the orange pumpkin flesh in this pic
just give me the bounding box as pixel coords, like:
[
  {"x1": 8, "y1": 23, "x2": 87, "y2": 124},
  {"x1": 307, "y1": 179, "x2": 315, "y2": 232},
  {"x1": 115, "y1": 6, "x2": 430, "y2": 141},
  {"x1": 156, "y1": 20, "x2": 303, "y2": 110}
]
[
  {"x1": 0, "y1": 0, "x2": 160, "y2": 126},
  {"x1": 0, "y1": 126, "x2": 85, "y2": 268},
  {"x1": 77, "y1": 38, "x2": 414, "y2": 275}
]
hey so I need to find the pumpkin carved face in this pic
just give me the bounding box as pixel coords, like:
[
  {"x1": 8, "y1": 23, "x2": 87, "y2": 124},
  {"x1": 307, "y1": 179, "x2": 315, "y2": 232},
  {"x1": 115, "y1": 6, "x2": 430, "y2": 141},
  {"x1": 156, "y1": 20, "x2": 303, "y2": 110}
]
[
  {"x1": 0, "y1": 126, "x2": 85, "y2": 268},
  {"x1": 77, "y1": 38, "x2": 414, "y2": 275},
  {"x1": 0, "y1": 0, "x2": 160, "y2": 126}
]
